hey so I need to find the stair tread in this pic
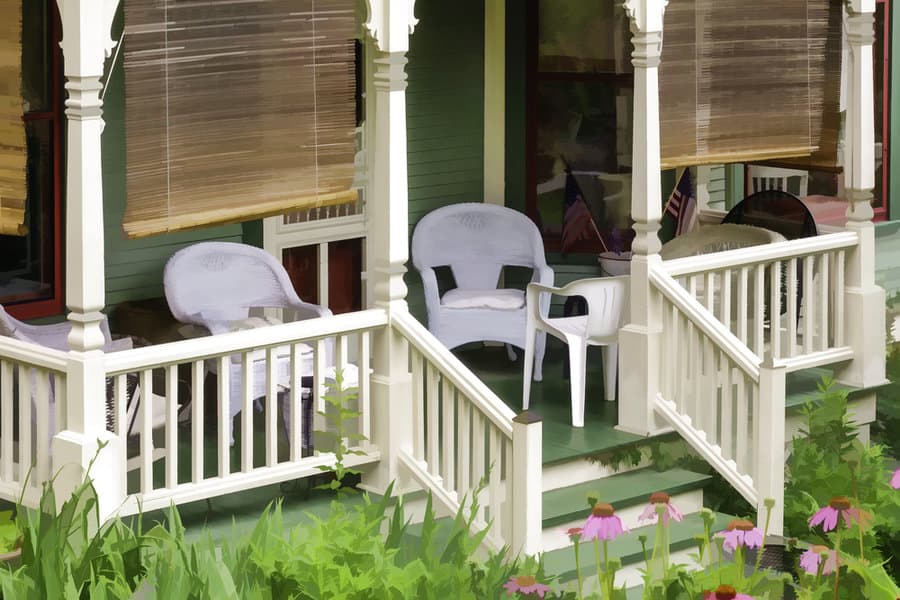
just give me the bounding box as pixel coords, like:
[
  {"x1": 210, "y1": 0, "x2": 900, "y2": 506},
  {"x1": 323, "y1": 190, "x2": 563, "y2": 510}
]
[
  {"x1": 542, "y1": 511, "x2": 735, "y2": 581},
  {"x1": 543, "y1": 468, "x2": 712, "y2": 528},
  {"x1": 785, "y1": 367, "x2": 886, "y2": 410}
]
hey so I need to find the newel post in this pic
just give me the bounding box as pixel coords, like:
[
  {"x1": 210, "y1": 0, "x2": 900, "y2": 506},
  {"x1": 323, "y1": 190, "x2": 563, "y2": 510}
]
[
  {"x1": 360, "y1": 0, "x2": 418, "y2": 496},
  {"x1": 840, "y1": 0, "x2": 886, "y2": 389},
  {"x1": 511, "y1": 411, "x2": 542, "y2": 556},
  {"x1": 618, "y1": 0, "x2": 667, "y2": 435},
  {"x1": 52, "y1": 0, "x2": 125, "y2": 520},
  {"x1": 755, "y1": 355, "x2": 786, "y2": 537}
]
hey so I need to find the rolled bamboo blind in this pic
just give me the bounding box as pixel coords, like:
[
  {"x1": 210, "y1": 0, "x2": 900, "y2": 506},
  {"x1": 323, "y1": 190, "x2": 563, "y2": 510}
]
[
  {"x1": 122, "y1": 0, "x2": 358, "y2": 239},
  {"x1": 659, "y1": 0, "x2": 842, "y2": 169},
  {"x1": 0, "y1": 0, "x2": 27, "y2": 237}
]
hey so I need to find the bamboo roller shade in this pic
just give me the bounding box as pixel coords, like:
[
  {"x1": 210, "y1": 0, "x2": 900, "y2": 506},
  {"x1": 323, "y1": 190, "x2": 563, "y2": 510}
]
[
  {"x1": 122, "y1": 0, "x2": 358, "y2": 239},
  {"x1": 0, "y1": 0, "x2": 27, "y2": 237},
  {"x1": 658, "y1": 0, "x2": 842, "y2": 169}
]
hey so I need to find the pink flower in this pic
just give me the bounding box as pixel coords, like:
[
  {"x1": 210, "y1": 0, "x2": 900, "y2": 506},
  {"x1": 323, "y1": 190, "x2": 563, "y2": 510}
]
[
  {"x1": 702, "y1": 584, "x2": 753, "y2": 599},
  {"x1": 638, "y1": 491, "x2": 684, "y2": 524},
  {"x1": 715, "y1": 519, "x2": 763, "y2": 552},
  {"x1": 809, "y1": 497, "x2": 866, "y2": 532},
  {"x1": 582, "y1": 502, "x2": 628, "y2": 541},
  {"x1": 503, "y1": 575, "x2": 551, "y2": 598},
  {"x1": 799, "y1": 545, "x2": 838, "y2": 576},
  {"x1": 891, "y1": 468, "x2": 900, "y2": 489}
]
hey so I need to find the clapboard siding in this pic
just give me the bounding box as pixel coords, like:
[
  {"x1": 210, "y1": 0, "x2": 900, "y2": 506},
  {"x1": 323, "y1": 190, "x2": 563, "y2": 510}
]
[
  {"x1": 101, "y1": 12, "x2": 243, "y2": 309},
  {"x1": 404, "y1": 0, "x2": 485, "y2": 323},
  {"x1": 707, "y1": 164, "x2": 727, "y2": 209}
]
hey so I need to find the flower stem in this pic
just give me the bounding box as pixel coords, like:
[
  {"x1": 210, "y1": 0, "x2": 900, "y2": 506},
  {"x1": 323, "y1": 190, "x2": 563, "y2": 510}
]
[
  {"x1": 849, "y1": 466, "x2": 865, "y2": 561},
  {"x1": 595, "y1": 538, "x2": 603, "y2": 600},
  {"x1": 574, "y1": 540, "x2": 583, "y2": 600},
  {"x1": 833, "y1": 526, "x2": 842, "y2": 600},
  {"x1": 604, "y1": 539, "x2": 612, "y2": 600}
]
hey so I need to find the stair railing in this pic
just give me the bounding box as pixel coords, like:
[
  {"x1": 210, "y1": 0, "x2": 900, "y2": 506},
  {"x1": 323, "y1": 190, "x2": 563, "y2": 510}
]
[
  {"x1": 390, "y1": 309, "x2": 543, "y2": 556},
  {"x1": 649, "y1": 266, "x2": 786, "y2": 534}
]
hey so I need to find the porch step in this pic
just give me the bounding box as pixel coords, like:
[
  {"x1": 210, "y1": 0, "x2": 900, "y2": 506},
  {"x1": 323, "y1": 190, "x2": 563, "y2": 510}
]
[
  {"x1": 784, "y1": 366, "x2": 887, "y2": 411},
  {"x1": 542, "y1": 510, "x2": 735, "y2": 585},
  {"x1": 541, "y1": 467, "x2": 711, "y2": 552}
]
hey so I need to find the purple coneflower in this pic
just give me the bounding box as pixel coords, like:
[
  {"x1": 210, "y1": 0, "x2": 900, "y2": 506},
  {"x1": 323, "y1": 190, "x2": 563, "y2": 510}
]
[
  {"x1": 502, "y1": 575, "x2": 551, "y2": 598},
  {"x1": 808, "y1": 496, "x2": 865, "y2": 532},
  {"x1": 582, "y1": 502, "x2": 627, "y2": 541},
  {"x1": 703, "y1": 585, "x2": 753, "y2": 600},
  {"x1": 565, "y1": 526, "x2": 583, "y2": 541},
  {"x1": 638, "y1": 491, "x2": 684, "y2": 524},
  {"x1": 715, "y1": 519, "x2": 763, "y2": 552},
  {"x1": 799, "y1": 544, "x2": 838, "y2": 576},
  {"x1": 891, "y1": 468, "x2": 900, "y2": 489}
]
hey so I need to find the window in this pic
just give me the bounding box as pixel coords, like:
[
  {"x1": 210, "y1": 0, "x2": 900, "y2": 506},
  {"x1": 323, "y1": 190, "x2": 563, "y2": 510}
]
[
  {"x1": 0, "y1": 0, "x2": 63, "y2": 319},
  {"x1": 525, "y1": 0, "x2": 633, "y2": 253}
]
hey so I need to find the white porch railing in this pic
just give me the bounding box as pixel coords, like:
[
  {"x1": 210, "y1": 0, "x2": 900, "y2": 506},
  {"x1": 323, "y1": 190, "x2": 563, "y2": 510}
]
[
  {"x1": 391, "y1": 310, "x2": 542, "y2": 555},
  {"x1": 0, "y1": 306, "x2": 542, "y2": 555},
  {"x1": 0, "y1": 337, "x2": 68, "y2": 506},
  {"x1": 662, "y1": 231, "x2": 858, "y2": 367}
]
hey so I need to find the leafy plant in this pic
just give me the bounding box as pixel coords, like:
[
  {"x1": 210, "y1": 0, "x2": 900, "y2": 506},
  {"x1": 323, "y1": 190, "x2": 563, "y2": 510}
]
[{"x1": 313, "y1": 370, "x2": 367, "y2": 493}]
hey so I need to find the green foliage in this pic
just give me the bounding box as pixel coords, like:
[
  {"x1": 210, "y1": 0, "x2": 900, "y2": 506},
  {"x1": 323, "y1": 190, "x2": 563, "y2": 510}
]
[
  {"x1": 0, "y1": 512, "x2": 19, "y2": 555},
  {"x1": 313, "y1": 371, "x2": 368, "y2": 493},
  {"x1": 784, "y1": 378, "x2": 900, "y2": 589},
  {"x1": 871, "y1": 342, "x2": 900, "y2": 460}
]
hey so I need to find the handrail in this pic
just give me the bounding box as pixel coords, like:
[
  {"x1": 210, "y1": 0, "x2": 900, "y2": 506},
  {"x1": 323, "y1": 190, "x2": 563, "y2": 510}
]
[
  {"x1": 391, "y1": 308, "x2": 516, "y2": 437},
  {"x1": 105, "y1": 309, "x2": 389, "y2": 375},
  {"x1": 649, "y1": 267, "x2": 761, "y2": 379},
  {"x1": 662, "y1": 231, "x2": 858, "y2": 277},
  {"x1": 0, "y1": 336, "x2": 68, "y2": 372}
]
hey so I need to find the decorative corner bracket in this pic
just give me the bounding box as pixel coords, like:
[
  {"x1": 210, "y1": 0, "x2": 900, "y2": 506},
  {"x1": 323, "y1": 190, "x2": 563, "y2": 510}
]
[
  {"x1": 845, "y1": 0, "x2": 876, "y2": 14},
  {"x1": 56, "y1": 0, "x2": 121, "y2": 76},
  {"x1": 364, "y1": 0, "x2": 419, "y2": 53}
]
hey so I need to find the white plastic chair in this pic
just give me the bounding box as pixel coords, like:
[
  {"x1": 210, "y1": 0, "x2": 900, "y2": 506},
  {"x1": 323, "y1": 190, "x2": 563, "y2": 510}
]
[
  {"x1": 411, "y1": 203, "x2": 554, "y2": 380},
  {"x1": 523, "y1": 277, "x2": 628, "y2": 428},
  {"x1": 748, "y1": 166, "x2": 809, "y2": 198},
  {"x1": 164, "y1": 242, "x2": 355, "y2": 444}
]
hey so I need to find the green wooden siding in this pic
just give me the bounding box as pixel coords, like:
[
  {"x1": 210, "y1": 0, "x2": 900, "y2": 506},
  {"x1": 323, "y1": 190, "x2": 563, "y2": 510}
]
[
  {"x1": 100, "y1": 12, "x2": 246, "y2": 308},
  {"x1": 404, "y1": 0, "x2": 485, "y2": 322}
]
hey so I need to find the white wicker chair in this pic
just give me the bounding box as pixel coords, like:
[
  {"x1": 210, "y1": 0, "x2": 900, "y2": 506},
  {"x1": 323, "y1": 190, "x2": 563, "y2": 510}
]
[
  {"x1": 164, "y1": 242, "x2": 354, "y2": 445},
  {"x1": 411, "y1": 203, "x2": 554, "y2": 381}
]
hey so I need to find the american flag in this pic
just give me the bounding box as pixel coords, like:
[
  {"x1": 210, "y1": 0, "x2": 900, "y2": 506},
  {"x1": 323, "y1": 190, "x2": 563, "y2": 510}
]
[
  {"x1": 561, "y1": 173, "x2": 606, "y2": 253},
  {"x1": 660, "y1": 169, "x2": 696, "y2": 242}
]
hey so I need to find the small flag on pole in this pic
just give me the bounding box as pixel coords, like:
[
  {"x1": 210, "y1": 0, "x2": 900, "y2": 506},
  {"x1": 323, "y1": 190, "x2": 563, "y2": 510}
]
[
  {"x1": 561, "y1": 172, "x2": 606, "y2": 254},
  {"x1": 659, "y1": 168, "x2": 696, "y2": 244}
]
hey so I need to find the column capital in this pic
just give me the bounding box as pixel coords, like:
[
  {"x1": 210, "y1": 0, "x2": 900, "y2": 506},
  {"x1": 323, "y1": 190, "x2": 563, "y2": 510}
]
[
  {"x1": 845, "y1": 187, "x2": 876, "y2": 222},
  {"x1": 56, "y1": 0, "x2": 119, "y2": 78},
  {"x1": 624, "y1": 0, "x2": 668, "y2": 34},
  {"x1": 845, "y1": 10, "x2": 875, "y2": 46},
  {"x1": 365, "y1": 0, "x2": 418, "y2": 53},
  {"x1": 845, "y1": 0, "x2": 876, "y2": 16}
]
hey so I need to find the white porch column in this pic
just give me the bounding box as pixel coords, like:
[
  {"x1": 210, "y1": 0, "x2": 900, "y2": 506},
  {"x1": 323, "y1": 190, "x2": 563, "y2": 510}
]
[
  {"x1": 839, "y1": 0, "x2": 886, "y2": 388},
  {"x1": 483, "y1": 0, "x2": 505, "y2": 205},
  {"x1": 361, "y1": 0, "x2": 418, "y2": 495},
  {"x1": 618, "y1": 0, "x2": 667, "y2": 435},
  {"x1": 52, "y1": 0, "x2": 124, "y2": 519}
]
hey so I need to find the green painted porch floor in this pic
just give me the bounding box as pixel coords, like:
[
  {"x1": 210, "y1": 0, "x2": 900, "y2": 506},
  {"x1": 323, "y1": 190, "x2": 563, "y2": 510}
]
[{"x1": 454, "y1": 342, "x2": 678, "y2": 465}]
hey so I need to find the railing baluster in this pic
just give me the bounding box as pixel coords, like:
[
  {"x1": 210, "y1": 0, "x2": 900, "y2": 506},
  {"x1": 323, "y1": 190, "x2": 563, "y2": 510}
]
[
  {"x1": 34, "y1": 370, "x2": 49, "y2": 482},
  {"x1": 426, "y1": 364, "x2": 440, "y2": 477},
  {"x1": 834, "y1": 251, "x2": 845, "y2": 346},
  {"x1": 241, "y1": 352, "x2": 254, "y2": 473},
  {"x1": 753, "y1": 265, "x2": 765, "y2": 357},
  {"x1": 17, "y1": 367, "x2": 31, "y2": 482},
  {"x1": 720, "y1": 269, "x2": 732, "y2": 331},
  {"x1": 140, "y1": 368, "x2": 153, "y2": 493},
  {"x1": 719, "y1": 352, "x2": 733, "y2": 460},
  {"x1": 704, "y1": 272, "x2": 715, "y2": 313},
  {"x1": 489, "y1": 427, "x2": 502, "y2": 539},
  {"x1": 313, "y1": 339, "x2": 326, "y2": 435},
  {"x1": 472, "y1": 411, "x2": 486, "y2": 523},
  {"x1": 191, "y1": 360, "x2": 204, "y2": 483},
  {"x1": 769, "y1": 261, "x2": 781, "y2": 359},
  {"x1": 217, "y1": 356, "x2": 230, "y2": 478},
  {"x1": 787, "y1": 258, "x2": 798, "y2": 356},
  {"x1": 411, "y1": 349, "x2": 425, "y2": 460},
  {"x1": 818, "y1": 255, "x2": 829, "y2": 351},
  {"x1": 359, "y1": 330, "x2": 371, "y2": 448},
  {"x1": 441, "y1": 379, "x2": 456, "y2": 493},
  {"x1": 289, "y1": 343, "x2": 303, "y2": 461},
  {"x1": 115, "y1": 374, "x2": 127, "y2": 437},
  {"x1": 3, "y1": 361, "x2": 14, "y2": 481},
  {"x1": 457, "y1": 393, "x2": 470, "y2": 496},
  {"x1": 737, "y1": 267, "x2": 749, "y2": 345},
  {"x1": 54, "y1": 372, "x2": 64, "y2": 440},
  {"x1": 166, "y1": 364, "x2": 179, "y2": 488},
  {"x1": 265, "y1": 347, "x2": 278, "y2": 467},
  {"x1": 803, "y1": 255, "x2": 815, "y2": 354}
]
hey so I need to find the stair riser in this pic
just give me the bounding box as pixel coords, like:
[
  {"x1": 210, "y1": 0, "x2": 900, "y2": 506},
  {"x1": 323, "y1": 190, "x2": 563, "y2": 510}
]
[
  {"x1": 565, "y1": 547, "x2": 702, "y2": 594},
  {"x1": 541, "y1": 488, "x2": 704, "y2": 552},
  {"x1": 542, "y1": 455, "x2": 653, "y2": 493}
]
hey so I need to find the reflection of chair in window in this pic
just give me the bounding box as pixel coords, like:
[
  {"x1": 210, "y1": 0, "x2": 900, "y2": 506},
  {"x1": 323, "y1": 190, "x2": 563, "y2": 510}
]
[
  {"x1": 411, "y1": 203, "x2": 554, "y2": 381},
  {"x1": 747, "y1": 166, "x2": 809, "y2": 198}
]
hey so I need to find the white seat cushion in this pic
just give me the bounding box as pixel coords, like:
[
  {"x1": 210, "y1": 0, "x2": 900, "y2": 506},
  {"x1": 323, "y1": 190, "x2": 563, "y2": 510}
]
[{"x1": 441, "y1": 288, "x2": 525, "y2": 310}]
